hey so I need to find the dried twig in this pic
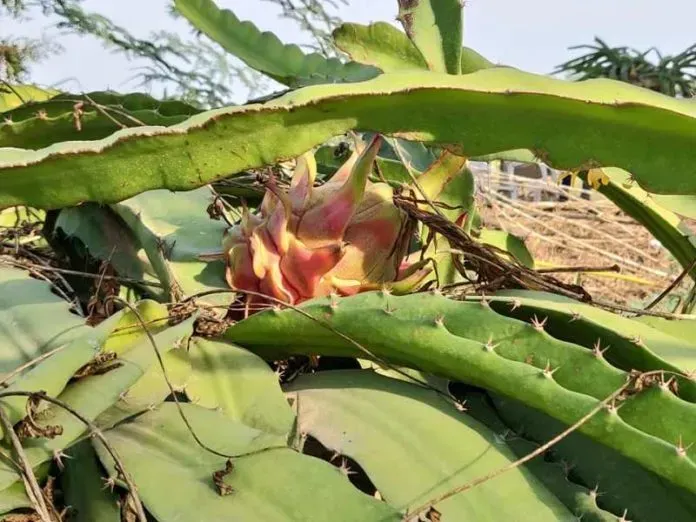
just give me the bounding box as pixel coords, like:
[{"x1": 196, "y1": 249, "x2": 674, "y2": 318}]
[
  {"x1": 1, "y1": 257, "x2": 79, "y2": 312},
  {"x1": 398, "y1": 196, "x2": 690, "y2": 319},
  {"x1": 82, "y1": 94, "x2": 147, "y2": 127},
  {"x1": 0, "y1": 391, "x2": 147, "y2": 522},
  {"x1": 536, "y1": 264, "x2": 621, "y2": 274},
  {"x1": 403, "y1": 369, "x2": 679, "y2": 520},
  {"x1": 488, "y1": 191, "x2": 667, "y2": 277},
  {"x1": 393, "y1": 196, "x2": 591, "y2": 301},
  {"x1": 0, "y1": 406, "x2": 55, "y2": 522},
  {"x1": 2, "y1": 261, "x2": 164, "y2": 288},
  {"x1": 0, "y1": 345, "x2": 67, "y2": 389},
  {"x1": 644, "y1": 259, "x2": 696, "y2": 311}
]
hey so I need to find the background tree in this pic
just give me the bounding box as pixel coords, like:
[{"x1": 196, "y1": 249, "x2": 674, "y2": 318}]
[
  {"x1": 555, "y1": 37, "x2": 696, "y2": 97},
  {"x1": 1, "y1": 0, "x2": 346, "y2": 107}
]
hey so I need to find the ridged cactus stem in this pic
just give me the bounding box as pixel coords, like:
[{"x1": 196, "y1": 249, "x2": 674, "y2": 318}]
[{"x1": 226, "y1": 291, "x2": 696, "y2": 493}]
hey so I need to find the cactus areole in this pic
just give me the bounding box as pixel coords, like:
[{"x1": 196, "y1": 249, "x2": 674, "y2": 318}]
[{"x1": 220, "y1": 135, "x2": 428, "y2": 308}]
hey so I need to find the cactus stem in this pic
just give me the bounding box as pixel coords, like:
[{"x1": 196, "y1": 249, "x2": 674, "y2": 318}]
[{"x1": 531, "y1": 315, "x2": 548, "y2": 331}]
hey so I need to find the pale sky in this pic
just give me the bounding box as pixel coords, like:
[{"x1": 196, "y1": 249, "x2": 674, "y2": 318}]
[{"x1": 8, "y1": 0, "x2": 696, "y2": 102}]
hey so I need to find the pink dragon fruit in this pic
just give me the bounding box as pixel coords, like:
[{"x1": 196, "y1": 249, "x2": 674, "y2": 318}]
[{"x1": 219, "y1": 135, "x2": 429, "y2": 309}]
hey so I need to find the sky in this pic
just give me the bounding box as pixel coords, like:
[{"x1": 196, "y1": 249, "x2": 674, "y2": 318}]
[{"x1": 8, "y1": 0, "x2": 696, "y2": 102}]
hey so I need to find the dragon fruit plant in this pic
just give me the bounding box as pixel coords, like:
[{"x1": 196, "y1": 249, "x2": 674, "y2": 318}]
[
  {"x1": 218, "y1": 135, "x2": 430, "y2": 308},
  {"x1": 1, "y1": 0, "x2": 696, "y2": 520}
]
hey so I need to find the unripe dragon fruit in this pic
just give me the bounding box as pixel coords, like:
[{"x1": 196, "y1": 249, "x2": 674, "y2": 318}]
[{"x1": 219, "y1": 135, "x2": 429, "y2": 308}]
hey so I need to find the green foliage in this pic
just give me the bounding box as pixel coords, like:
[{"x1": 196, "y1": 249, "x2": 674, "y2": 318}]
[
  {"x1": 484, "y1": 290, "x2": 696, "y2": 398},
  {"x1": 397, "y1": 0, "x2": 463, "y2": 74},
  {"x1": 459, "y1": 46, "x2": 496, "y2": 74},
  {"x1": 462, "y1": 391, "x2": 621, "y2": 521},
  {"x1": 1, "y1": 91, "x2": 201, "y2": 149},
  {"x1": 290, "y1": 370, "x2": 573, "y2": 520},
  {"x1": 0, "y1": 84, "x2": 58, "y2": 112},
  {"x1": 52, "y1": 188, "x2": 232, "y2": 302},
  {"x1": 3, "y1": 68, "x2": 696, "y2": 210},
  {"x1": 636, "y1": 315, "x2": 696, "y2": 342},
  {"x1": 61, "y1": 441, "x2": 121, "y2": 521},
  {"x1": 491, "y1": 393, "x2": 696, "y2": 521},
  {"x1": 333, "y1": 22, "x2": 429, "y2": 72},
  {"x1": 175, "y1": 0, "x2": 378, "y2": 87},
  {"x1": 98, "y1": 403, "x2": 399, "y2": 521},
  {"x1": 649, "y1": 194, "x2": 696, "y2": 220},
  {"x1": 0, "y1": 266, "x2": 87, "y2": 372},
  {"x1": 2, "y1": 265, "x2": 674, "y2": 520},
  {"x1": 226, "y1": 291, "x2": 696, "y2": 494},
  {"x1": 109, "y1": 188, "x2": 229, "y2": 299},
  {"x1": 333, "y1": 21, "x2": 494, "y2": 76}
]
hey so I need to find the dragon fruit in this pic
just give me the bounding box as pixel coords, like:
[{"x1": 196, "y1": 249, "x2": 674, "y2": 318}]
[{"x1": 219, "y1": 135, "x2": 429, "y2": 308}]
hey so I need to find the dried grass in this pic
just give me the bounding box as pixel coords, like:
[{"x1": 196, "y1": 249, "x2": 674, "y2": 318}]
[{"x1": 473, "y1": 165, "x2": 692, "y2": 309}]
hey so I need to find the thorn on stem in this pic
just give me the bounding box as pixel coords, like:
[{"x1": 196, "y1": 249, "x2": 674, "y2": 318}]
[
  {"x1": 618, "y1": 509, "x2": 632, "y2": 522},
  {"x1": 542, "y1": 360, "x2": 559, "y2": 379},
  {"x1": 531, "y1": 315, "x2": 548, "y2": 331},
  {"x1": 676, "y1": 436, "x2": 693, "y2": 458},
  {"x1": 53, "y1": 449, "x2": 72, "y2": 471},
  {"x1": 102, "y1": 476, "x2": 117, "y2": 492},
  {"x1": 484, "y1": 335, "x2": 498, "y2": 352},
  {"x1": 592, "y1": 339, "x2": 609, "y2": 358}
]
